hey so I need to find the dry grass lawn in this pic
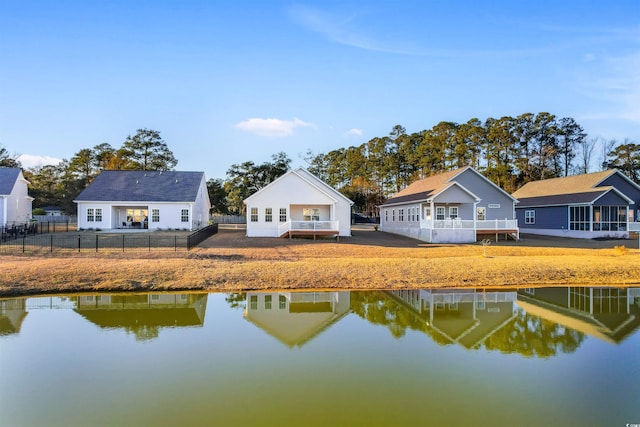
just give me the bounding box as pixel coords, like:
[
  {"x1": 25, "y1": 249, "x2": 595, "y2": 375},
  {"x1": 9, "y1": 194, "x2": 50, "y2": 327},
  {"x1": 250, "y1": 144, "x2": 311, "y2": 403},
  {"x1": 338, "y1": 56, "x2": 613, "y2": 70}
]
[{"x1": 1, "y1": 225, "x2": 639, "y2": 297}]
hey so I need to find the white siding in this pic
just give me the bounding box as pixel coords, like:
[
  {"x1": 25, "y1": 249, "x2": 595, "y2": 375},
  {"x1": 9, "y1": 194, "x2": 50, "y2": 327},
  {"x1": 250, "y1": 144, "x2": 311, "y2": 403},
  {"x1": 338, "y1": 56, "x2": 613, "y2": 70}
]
[
  {"x1": 245, "y1": 169, "x2": 353, "y2": 237},
  {"x1": 4, "y1": 172, "x2": 33, "y2": 225}
]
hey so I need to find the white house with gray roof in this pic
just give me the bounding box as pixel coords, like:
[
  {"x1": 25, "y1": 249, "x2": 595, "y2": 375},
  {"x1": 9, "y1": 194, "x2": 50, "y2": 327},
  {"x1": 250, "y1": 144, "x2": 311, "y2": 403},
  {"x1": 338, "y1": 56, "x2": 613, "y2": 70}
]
[
  {"x1": 74, "y1": 170, "x2": 211, "y2": 231},
  {"x1": 0, "y1": 168, "x2": 33, "y2": 227},
  {"x1": 379, "y1": 167, "x2": 518, "y2": 243}
]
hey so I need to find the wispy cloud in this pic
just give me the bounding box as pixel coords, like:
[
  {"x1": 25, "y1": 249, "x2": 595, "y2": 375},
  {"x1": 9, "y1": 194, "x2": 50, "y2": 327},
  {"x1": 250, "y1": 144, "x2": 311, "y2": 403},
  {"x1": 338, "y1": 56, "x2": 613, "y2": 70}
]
[
  {"x1": 18, "y1": 154, "x2": 62, "y2": 169},
  {"x1": 287, "y1": 5, "x2": 422, "y2": 55},
  {"x1": 578, "y1": 51, "x2": 640, "y2": 124},
  {"x1": 235, "y1": 117, "x2": 314, "y2": 137}
]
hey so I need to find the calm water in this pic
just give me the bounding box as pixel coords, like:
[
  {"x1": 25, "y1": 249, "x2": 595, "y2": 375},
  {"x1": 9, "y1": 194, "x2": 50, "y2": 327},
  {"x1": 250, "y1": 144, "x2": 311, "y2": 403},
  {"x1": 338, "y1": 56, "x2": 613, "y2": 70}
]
[{"x1": 1, "y1": 287, "x2": 639, "y2": 427}]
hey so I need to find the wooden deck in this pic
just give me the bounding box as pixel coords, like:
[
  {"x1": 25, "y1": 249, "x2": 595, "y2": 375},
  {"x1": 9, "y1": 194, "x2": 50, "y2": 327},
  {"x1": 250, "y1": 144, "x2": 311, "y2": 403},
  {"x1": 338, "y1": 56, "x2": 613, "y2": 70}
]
[
  {"x1": 476, "y1": 229, "x2": 519, "y2": 241},
  {"x1": 280, "y1": 230, "x2": 340, "y2": 240}
]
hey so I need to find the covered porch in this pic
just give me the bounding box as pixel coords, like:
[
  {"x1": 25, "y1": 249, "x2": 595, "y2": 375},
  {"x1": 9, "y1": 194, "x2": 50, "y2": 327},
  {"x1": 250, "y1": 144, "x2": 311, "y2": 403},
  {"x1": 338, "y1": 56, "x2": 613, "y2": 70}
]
[
  {"x1": 278, "y1": 205, "x2": 340, "y2": 239},
  {"x1": 112, "y1": 206, "x2": 148, "y2": 229},
  {"x1": 420, "y1": 199, "x2": 519, "y2": 242}
]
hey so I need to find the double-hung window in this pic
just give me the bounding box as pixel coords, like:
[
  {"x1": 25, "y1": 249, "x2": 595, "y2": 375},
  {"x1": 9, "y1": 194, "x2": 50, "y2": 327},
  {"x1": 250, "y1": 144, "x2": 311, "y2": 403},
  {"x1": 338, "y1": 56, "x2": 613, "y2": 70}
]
[
  {"x1": 87, "y1": 208, "x2": 94, "y2": 222},
  {"x1": 250, "y1": 207, "x2": 258, "y2": 222},
  {"x1": 265, "y1": 208, "x2": 273, "y2": 222},
  {"x1": 279, "y1": 208, "x2": 287, "y2": 222},
  {"x1": 181, "y1": 209, "x2": 189, "y2": 223},
  {"x1": 525, "y1": 210, "x2": 535, "y2": 224},
  {"x1": 151, "y1": 209, "x2": 160, "y2": 222}
]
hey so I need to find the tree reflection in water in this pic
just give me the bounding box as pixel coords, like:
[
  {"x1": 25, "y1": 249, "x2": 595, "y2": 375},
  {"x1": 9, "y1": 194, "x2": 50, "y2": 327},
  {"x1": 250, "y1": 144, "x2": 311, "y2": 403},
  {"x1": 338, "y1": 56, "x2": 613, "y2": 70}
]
[
  {"x1": 349, "y1": 290, "x2": 586, "y2": 357},
  {"x1": 482, "y1": 311, "x2": 585, "y2": 357}
]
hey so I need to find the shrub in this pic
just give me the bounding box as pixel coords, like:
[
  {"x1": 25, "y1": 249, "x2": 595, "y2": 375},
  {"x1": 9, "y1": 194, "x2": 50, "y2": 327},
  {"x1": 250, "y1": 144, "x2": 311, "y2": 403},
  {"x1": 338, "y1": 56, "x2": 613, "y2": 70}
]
[{"x1": 614, "y1": 245, "x2": 628, "y2": 256}]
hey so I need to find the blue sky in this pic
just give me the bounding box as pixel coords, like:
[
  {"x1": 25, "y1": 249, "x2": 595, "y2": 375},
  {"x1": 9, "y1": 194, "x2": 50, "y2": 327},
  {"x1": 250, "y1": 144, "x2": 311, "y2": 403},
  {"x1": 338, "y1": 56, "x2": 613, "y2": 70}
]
[{"x1": 1, "y1": 1, "x2": 638, "y2": 179}]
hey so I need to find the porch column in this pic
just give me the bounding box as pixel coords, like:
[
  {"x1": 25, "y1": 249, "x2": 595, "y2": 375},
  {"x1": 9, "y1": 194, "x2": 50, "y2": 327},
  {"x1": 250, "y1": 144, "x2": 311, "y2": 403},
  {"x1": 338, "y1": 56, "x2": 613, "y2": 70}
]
[
  {"x1": 589, "y1": 205, "x2": 593, "y2": 232},
  {"x1": 430, "y1": 200, "x2": 435, "y2": 242}
]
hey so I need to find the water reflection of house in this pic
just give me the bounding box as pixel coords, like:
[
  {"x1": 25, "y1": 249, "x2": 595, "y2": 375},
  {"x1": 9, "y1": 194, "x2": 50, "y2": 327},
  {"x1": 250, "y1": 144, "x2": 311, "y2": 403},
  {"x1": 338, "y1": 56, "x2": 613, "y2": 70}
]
[
  {"x1": 244, "y1": 292, "x2": 350, "y2": 348},
  {"x1": 385, "y1": 289, "x2": 518, "y2": 348},
  {"x1": 517, "y1": 287, "x2": 640, "y2": 344},
  {"x1": 74, "y1": 293, "x2": 208, "y2": 340},
  {"x1": 0, "y1": 298, "x2": 28, "y2": 336}
]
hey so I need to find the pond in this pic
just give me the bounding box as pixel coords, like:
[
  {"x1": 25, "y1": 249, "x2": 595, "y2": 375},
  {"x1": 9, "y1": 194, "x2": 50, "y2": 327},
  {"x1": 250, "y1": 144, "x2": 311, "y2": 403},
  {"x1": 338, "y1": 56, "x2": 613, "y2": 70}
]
[{"x1": 1, "y1": 287, "x2": 639, "y2": 427}]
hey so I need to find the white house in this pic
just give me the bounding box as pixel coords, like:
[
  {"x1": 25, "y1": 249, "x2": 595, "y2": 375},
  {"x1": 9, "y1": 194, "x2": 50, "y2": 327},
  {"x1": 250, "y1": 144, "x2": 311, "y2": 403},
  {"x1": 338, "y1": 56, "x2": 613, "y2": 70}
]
[
  {"x1": 0, "y1": 168, "x2": 33, "y2": 227},
  {"x1": 379, "y1": 167, "x2": 519, "y2": 243},
  {"x1": 74, "y1": 170, "x2": 211, "y2": 231},
  {"x1": 243, "y1": 168, "x2": 354, "y2": 238}
]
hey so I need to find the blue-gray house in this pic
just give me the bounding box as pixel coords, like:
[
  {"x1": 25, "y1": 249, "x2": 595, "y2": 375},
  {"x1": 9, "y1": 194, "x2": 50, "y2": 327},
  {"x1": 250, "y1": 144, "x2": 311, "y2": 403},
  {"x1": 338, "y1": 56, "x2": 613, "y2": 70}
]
[
  {"x1": 512, "y1": 169, "x2": 640, "y2": 238},
  {"x1": 379, "y1": 167, "x2": 519, "y2": 243}
]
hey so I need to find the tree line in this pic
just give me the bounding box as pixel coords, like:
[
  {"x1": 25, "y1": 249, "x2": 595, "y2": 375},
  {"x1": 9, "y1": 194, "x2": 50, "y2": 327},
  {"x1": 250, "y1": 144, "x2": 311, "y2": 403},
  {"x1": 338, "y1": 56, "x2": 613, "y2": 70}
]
[
  {"x1": 1, "y1": 129, "x2": 178, "y2": 214},
  {"x1": 301, "y1": 112, "x2": 636, "y2": 216},
  {"x1": 2, "y1": 113, "x2": 638, "y2": 217}
]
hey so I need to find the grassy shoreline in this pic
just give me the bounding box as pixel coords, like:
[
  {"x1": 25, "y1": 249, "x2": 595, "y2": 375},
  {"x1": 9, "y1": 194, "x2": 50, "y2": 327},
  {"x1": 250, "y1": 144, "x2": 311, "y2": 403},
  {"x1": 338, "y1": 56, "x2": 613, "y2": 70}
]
[{"x1": 2, "y1": 228, "x2": 639, "y2": 297}]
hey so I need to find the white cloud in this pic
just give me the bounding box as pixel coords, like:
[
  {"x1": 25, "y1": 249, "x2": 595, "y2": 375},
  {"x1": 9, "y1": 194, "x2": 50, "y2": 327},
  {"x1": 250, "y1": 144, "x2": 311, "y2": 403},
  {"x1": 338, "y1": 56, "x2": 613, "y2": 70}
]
[
  {"x1": 17, "y1": 154, "x2": 63, "y2": 169},
  {"x1": 235, "y1": 117, "x2": 314, "y2": 137},
  {"x1": 345, "y1": 128, "x2": 363, "y2": 137}
]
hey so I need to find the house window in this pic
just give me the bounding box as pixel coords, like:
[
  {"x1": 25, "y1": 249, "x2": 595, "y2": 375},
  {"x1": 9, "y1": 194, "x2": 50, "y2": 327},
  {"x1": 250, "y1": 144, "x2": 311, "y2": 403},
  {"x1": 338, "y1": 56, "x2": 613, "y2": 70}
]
[
  {"x1": 279, "y1": 295, "x2": 287, "y2": 309},
  {"x1": 250, "y1": 207, "x2": 258, "y2": 222},
  {"x1": 265, "y1": 295, "x2": 272, "y2": 310},
  {"x1": 279, "y1": 208, "x2": 287, "y2": 222},
  {"x1": 385, "y1": 210, "x2": 388, "y2": 222},
  {"x1": 449, "y1": 207, "x2": 458, "y2": 219},
  {"x1": 250, "y1": 295, "x2": 257, "y2": 310},
  {"x1": 435, "y1": 207, "x2": 445, "y2": 220},
  {"x1": 525, "y1": 210, "x2": 535, "y2": 224},
  {"x1": 181, "y1": 209, "x2": 189, "y2": 223},
  {"x1": 303, "y1": 208, "x2": 320, "y2": 221},
  {"x1": 87, "y1": 208, "x2": 94, "y2": 222},
  {"x1": 265, "y1": 208, "x2": 273, "y2": 222},
  {"x1": 399, "y1": 208, "x2": 404, "y2": 221},
  {"x1": 151, "y1": 209, "x2": 160, "y2": 222},
  {"x1": 477, "y1": 207, "x2": 486, "y2": 221},
  {"x1": 392, "y1": 210, "x2": 395, "y2": 222}
]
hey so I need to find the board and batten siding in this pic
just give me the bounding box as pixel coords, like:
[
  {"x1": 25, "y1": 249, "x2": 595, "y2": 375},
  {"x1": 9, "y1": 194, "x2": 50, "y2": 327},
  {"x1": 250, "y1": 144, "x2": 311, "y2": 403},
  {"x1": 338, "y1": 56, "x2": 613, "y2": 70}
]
[
  {"x1": 453, "y1": 169, "x2": 516, "y2": 220},
  {"x1": 601, "y1": 174, "x2": 640, "y2": 207}
]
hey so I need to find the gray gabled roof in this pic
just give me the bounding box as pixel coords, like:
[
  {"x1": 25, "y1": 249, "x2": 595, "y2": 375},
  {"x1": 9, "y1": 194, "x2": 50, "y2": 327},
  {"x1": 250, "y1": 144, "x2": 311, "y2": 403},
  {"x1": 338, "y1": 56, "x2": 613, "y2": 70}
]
[
  {"x1": 0, "y1": 168, "x2": 21, "y2": 195},
  {"x1": 74, "y1": 170, "x2": 205, "y2": 203}
]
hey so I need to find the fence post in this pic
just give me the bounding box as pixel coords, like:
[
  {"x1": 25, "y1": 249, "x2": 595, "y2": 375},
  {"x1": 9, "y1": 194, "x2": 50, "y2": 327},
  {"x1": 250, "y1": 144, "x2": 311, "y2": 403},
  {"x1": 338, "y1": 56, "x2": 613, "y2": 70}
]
[
  {"x1": 122, "y1": 234, "x2": 125, "y2": 252},
  {"x1": 22, "y1": 235, "x2": 26, "y2": 253},
  {"x1": 96, "y1": 235, "x2": 99, "y2": 252},
  {"x1": 78, "y1": 235, "x2": 81, "y2": 253},
  {"x1": 148, "y1": 235, "x2": 151, "y2": 252},
  {"x1": 174, "y1": 235, "x2": 177, "y2": 252}
]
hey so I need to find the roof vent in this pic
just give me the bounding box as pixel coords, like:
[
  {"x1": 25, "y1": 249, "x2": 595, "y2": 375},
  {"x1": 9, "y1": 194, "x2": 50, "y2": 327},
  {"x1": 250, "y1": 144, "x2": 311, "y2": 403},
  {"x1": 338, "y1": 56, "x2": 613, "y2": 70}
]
[
  {"x1": 175, "y1": 179, "x2": 179, "y2": 183},
  {"x1": 136, "y1": 180, "x2": 139, "y2": 184}
]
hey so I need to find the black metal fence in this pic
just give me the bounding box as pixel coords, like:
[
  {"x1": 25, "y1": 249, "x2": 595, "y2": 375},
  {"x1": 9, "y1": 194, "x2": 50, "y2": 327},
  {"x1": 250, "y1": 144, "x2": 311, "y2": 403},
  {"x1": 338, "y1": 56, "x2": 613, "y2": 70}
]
[
  {"x1": 186, "y1": 223, "x2": 218, "y2": 250},
  {"x1": 0, "y1": 224, "x2": 219, "y2": 254}
]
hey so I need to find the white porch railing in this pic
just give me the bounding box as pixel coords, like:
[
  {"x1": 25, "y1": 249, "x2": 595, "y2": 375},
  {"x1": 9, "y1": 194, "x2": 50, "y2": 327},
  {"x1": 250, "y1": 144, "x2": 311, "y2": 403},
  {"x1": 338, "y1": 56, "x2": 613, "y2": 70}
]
[
  {"x1": 278, "y1": 221, "x2": 339, "y2": 236},
  {"x1": 628, "y1": 222, "x2": 640, "y2": 232},
  {"x1": 421, "y1": 219, "x2": 518, "y2": 230}
]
